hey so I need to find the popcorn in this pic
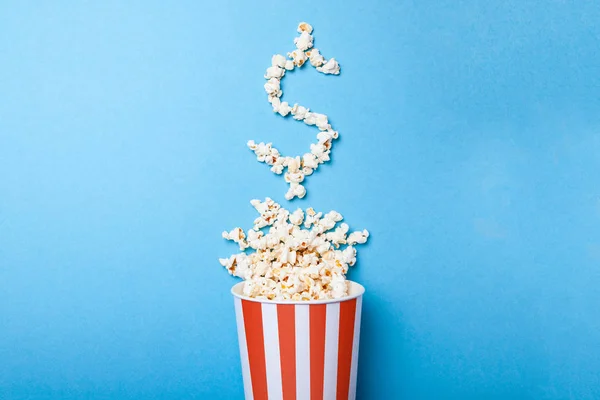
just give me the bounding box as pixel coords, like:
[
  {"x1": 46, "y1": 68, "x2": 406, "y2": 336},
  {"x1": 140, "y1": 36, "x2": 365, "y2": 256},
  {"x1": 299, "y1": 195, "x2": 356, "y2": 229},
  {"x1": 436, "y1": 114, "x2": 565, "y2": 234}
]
[
  {"x1": 247, "y1": 229, "x2": 267, "y2": 250},
  {"x1": 284, "y1": 171, "x2": 304, "y2": 184},
  {"x1": 270, "y1": 97, "x2": 281, "y2": 111},
  {"x1": 303, "y1": 112, "x2": 330, "y2": 131},
  {"x1": 264, "y1": 78, "x2": 282, "y2": 97},
  {"x1": 325, "y1": 211, "x2": 343, "y2": 222},
  {"x1": 284, "y1": 155, "x2": 301, "y2": 173},
  {"x1": 307, "y1": 48, "x2": 325, "y2": 67},
  {"x1": 341, "y1": 246, "x2": 357, "y2": 266},
  {"x1": 297, "y1": 22, "x2": 313, "y2": 34},
  {"x1": 293, "y1": 183, "x2": 306, "y2": 198},
  {"x1": 314, "y1": 211, "x2": 342, "y2": 233},
  {"x1": 250, "y1": 197, "x2": 281, "y2": 230},
  {"x1": 271, "y1": 54, "x2": 287, "y2": 68},
  {"x1": 219, "y1": 255, "x2": 235, "y2": 272},
  {"x1": 326, "y1": 223, "x2": 349, "y2": 247},
  {"x1": 330, "y1": 276, "x2": 348, "y2": 298},
  {"x1": 285, "y1": 182, "x2": 306, "y2": 200},
  {"x1": 247, "y1": 141, "x2": 282, "y2": 167},
  {"x1": 302, "y1": 153, "x2": 319, "y2": 169},
  {"x1": 265, "y1": 65, "x2": 285, "y2": 79},
  {"x1": 276, "y1": 101, "x2": 292, "y2": 117},
  {"x1": 288, "y1": 49, "x2": 308, "y2": 67},
  {"x1": 347, "y1": 229, "x2": 370, "y2": 245},
  {"x1": 222, "y1": 24, "x2": 370, "y2": 302},
  {"x1": 247, "y1": 139, "x2": 258, "y2": 150},
  {"x1": 219, "y1": 253, "x2": 253, "y2": 280},
  {"x1": 251, "y1": 142, "x2": 271, "y2": 162},
  {"x1": 310, "y1": 142, "x2": 331, "y2": 162},
  {"x1": 270, "y1": 157, "x2": 285, "y2": 174},
  {"x1": 222, "y1": 227, "x2": 248, "y2": 250},
  {"x1": 304, "y1": 207, "x2": 322, "y2": 229},
  {"x1": 294, "y1": 31, "x2": 314, "y2": 51},
  {"x1": 220, "y1": 200, "x2": 369, "y2": 300},
  {"x1": 289, "y1": 208, "x2": 304, "y2": 226},
  {"x1": 316, "y1": 58, "x2": 341, "y2": 75},
  {"x1": 317, "y1": 130, "x2": 338, "y2": 142},
  {"x1": 249, "y1": 23, "x2": 343, "y2": 199},
  {"x1": 284, "y1": 60, "x2": 295, "y2": 70},
  {"x1": 291, "y1": 104, "x2": 310, "y2": 120},
  {"x1": 302, "y1": 167, "x2": 313, "y2": 176}
]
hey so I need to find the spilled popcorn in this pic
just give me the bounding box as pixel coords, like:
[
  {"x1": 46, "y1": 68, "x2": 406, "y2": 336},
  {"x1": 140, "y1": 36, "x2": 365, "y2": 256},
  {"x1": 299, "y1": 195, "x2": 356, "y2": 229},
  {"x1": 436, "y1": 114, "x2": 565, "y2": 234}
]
[
  {"x1": 248, "y1": 22, "x2": 342, "y2": 200},
  {"x1": 220, "y1": 198, "x2": 369, "y2": 300}
]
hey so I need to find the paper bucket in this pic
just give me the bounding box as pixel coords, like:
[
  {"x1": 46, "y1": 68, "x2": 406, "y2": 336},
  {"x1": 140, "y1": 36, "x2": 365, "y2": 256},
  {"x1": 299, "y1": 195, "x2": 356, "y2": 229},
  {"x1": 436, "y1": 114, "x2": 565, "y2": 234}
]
[{"x1": 232, "y1": 281, "x2": 365, "y2": 400}]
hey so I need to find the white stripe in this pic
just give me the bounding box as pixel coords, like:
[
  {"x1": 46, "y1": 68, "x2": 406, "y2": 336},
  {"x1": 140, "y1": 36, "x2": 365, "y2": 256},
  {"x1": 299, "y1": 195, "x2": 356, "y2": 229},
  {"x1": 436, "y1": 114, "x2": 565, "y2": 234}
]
[
  {"x1": 261, "y1": 303, "x2": 283, "y2": 400},
  {"x1": 234, "y1": 298, "x2": 254, "y2": 400},
  {"x1": 348, "y1": 296, "x2": 363, "y2": 400},
  {"x1": 323, "y1": 302, "x2": 341, "y2": 400},
  {"x1": 295, "y1": 304, "x2": 310, "y2": 400}
]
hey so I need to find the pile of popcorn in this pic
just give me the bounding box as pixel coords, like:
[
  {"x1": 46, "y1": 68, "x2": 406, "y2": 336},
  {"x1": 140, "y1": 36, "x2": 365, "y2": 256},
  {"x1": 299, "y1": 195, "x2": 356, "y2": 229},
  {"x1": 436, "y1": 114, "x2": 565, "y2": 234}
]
[
  {"x1": 220, "y1": 198, "x2": 369, "y2": 300},
  {"x1": 247, "y1": 22, "x2": 341, "y2": 200},
  {"x1": 220, "y1": 23, "x2": 368, "y2": 301}
]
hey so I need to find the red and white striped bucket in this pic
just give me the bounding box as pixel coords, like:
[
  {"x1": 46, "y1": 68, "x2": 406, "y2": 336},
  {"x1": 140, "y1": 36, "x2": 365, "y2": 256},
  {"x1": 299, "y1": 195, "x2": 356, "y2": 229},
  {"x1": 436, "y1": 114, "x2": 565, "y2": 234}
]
[{"x1": 232, "y1": 281, "x2": 365, "y2": 400}]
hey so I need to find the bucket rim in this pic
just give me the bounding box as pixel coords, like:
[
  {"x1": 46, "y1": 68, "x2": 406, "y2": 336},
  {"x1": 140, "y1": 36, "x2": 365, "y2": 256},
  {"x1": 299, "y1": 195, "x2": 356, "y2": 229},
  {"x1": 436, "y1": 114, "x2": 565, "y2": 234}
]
[{"x1": 231, "y1": 280, "x2": 365, "y2": 305}]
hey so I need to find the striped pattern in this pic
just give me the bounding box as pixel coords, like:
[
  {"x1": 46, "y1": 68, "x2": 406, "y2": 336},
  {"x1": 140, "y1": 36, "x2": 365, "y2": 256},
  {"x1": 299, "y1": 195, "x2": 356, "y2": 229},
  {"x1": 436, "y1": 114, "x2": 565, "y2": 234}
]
[{"x1": 234, "y1": 297, "x2": 363, "y2": 400}]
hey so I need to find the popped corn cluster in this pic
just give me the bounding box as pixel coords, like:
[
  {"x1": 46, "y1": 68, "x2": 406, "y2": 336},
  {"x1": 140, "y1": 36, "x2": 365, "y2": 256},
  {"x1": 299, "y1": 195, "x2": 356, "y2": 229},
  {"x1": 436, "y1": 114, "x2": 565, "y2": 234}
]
[
  {"x1": 220, "y1": 198, "x2": 369, "y2": 300},
  {"x1": 248, "y1": 22, "x2": 341, "y2": 200}
]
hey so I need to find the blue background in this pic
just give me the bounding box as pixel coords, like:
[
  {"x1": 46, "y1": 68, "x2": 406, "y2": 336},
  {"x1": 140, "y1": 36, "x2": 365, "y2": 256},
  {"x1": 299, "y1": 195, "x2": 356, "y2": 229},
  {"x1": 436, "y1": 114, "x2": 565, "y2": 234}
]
[{"x1": 1, "y1": 1, "x2": 599, "y2": 399}]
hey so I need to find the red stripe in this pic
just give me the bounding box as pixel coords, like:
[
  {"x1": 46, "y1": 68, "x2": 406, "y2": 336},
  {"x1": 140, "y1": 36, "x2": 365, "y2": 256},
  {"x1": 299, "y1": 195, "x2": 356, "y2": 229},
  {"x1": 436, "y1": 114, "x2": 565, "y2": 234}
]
[
  {"x1": 310, "y1": 304, "x2": 327, "y2": 400},
  {"x1": 277, "y1": 305, "x2": 297, "y2": 400},
  {"x1": 242, "y1": 300, "x2": 268, "y2": 400},
  {"x1": 336, "y1": 299, "x2": 357, "y2": 400}
]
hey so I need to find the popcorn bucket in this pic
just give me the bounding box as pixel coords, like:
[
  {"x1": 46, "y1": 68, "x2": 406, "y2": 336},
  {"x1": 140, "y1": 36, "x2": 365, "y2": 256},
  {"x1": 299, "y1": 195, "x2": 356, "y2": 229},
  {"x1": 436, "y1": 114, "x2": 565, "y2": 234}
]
[{"x1": 232, "y1": 281, "x2": 365, "y2": 400}]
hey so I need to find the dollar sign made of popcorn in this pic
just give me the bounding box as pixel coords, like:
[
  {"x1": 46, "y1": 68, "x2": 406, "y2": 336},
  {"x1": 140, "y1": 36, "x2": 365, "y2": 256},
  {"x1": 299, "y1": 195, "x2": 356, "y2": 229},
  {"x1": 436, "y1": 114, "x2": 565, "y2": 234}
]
[{"x1": 247, "y1": 22, "x2": 341, "y2": 201}]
